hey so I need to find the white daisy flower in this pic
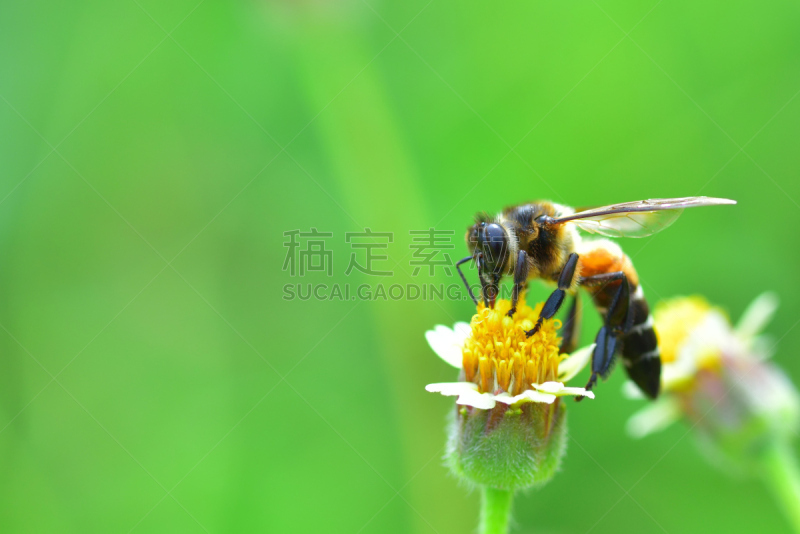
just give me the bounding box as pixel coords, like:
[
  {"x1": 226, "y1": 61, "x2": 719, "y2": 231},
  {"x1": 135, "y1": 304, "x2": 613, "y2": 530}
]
[
  {"x1": 625, "y1": 292, "x2": 800, "y2": 441},
  {"x1": 424, "y1": 299, "x2": 595, "y2": 410}
]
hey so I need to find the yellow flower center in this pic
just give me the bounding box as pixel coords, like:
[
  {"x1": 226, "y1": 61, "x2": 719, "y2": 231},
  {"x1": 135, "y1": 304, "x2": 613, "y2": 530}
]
[
  {"x1": 462, "y1": 298, "x2": 562, "y2": 395},
  {"x1": 653, "y1": 296, "x2": 713, "y2": 364}
]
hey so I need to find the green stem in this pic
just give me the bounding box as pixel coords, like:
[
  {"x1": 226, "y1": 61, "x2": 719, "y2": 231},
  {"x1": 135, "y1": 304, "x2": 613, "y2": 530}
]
[
  {"x1": 480, "y1": 487, "x2": 514, "y2": 534},
  {"x1": 760, "y1": 440, "x2": 800, "y2": 533}
]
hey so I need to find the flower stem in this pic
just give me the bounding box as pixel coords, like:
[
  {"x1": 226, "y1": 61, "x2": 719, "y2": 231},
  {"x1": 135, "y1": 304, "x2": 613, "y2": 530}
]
[
  {"x1": 480, "y1": 487, "x2": 514, "y2": 534},
  {"x1": 760, "y1": 440, "x2": 800, "y2": 533}
]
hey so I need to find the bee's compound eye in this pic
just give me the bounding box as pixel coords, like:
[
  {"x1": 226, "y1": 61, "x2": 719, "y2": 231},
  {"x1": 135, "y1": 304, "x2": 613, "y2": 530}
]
[{"x1": 481, "y1": 223, "x2": 507, "y2": 268}]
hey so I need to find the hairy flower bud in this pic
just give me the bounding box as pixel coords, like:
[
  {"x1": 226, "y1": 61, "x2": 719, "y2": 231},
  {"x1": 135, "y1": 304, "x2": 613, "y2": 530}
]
[{"x1": 447, "y1": 398, "x2": 567, "y2": 490}]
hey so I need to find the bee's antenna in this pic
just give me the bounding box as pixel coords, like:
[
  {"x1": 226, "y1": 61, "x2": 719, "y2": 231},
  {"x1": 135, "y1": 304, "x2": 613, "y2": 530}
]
[{"x1": 456, "y1": 255, "x2": 479, "y2": 306}]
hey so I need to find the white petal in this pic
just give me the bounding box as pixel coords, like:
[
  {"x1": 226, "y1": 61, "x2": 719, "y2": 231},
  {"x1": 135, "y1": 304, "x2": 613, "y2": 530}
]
[
  {"x1": 492, "y1": 392, "x2": 516, "y2": 404},
  {"x1": 425, "y1": 325, "x2": 465, "y2": 369},
  {"x1": 453, "y1": 322, "x2": 472, "y2": 346},
  {"x1": 622, "y1": 380, "x2": 645, "y2": 399},
  {"x1": 533, "y1": 381, "x2": 595, "y2": 399},
  {"x1": 661, "y1": 359, "x2": 697, "y2": 391},
  {"x1": 557, "y1": 344, "x2": 595, "y2": 382},
  {"x1": 757, "y1": 365, "x2": 800, "y2": 417},
  {"x1": 456, "y1": 389, "x2": 497, "y2": 410},
  {"x1": 751, "y1": 335, "x2": 776, "y2": 361},
  {"x1": 626, "y1": 397, "x2": 681, "y2": 438},
  {"x1": 556, "y1": 387, "x2": 595, "y2": 399},
  {"x1": 736, "y1": 292, "x2": 779, "y2": 339},
  {"x1": 695, "y1": 311, "x2": 734, "y2": 348},
  {"x1": 676, "y1": 311, "x2": 736, "y2": 365},
  {"x1": 498, "y1": 389, "x2": 556, "y2": 405},
  {"x1": 533, "y1": 381, "x2": 567, "y2": 394},
  {"x1": 425, "y1": 382, "x2": 496, "y2": 409}
]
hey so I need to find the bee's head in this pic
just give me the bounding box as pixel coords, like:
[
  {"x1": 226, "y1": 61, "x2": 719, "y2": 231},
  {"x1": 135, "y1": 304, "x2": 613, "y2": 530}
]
[{"x1": 466, "y1": 219, "x2": 510, "y2": 279}]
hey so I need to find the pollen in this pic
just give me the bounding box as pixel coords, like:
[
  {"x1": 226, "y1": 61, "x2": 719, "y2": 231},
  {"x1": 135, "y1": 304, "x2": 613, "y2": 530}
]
[
  {"x1": 653, "y1": 296, "x2": 713, "y2": 364},
  {"x1": 462, "y1": 298, "x2": 562, "y2": 396}
]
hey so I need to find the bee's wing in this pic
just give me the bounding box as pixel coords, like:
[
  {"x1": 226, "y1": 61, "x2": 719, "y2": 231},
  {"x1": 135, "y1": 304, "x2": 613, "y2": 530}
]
[{"x1": 552, "y1": 197, "x2": 736, "y2": 238}]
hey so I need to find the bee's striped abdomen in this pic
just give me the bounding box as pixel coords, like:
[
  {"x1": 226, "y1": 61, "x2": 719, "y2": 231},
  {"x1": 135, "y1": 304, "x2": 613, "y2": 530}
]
[
  {"x1": 620, "y1": 285, "x2": 661, "y2": 398},
  {"x1": 578, "y1": 239, "x2": 661, "y2": 398}
]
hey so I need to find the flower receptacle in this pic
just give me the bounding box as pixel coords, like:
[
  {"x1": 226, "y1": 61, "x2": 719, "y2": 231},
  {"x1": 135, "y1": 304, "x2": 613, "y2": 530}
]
[{"x1": 446, "y1": 398, "x2": 567, "y2": 491}]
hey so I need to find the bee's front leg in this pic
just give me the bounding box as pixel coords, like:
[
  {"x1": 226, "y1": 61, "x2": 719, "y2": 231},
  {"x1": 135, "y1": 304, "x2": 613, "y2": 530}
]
[
  {"x1": 507, "y1": 249, "x2": 529, "y2": 317},
  {"x1": 525, "y1": 253, "x2": 580, "y2": 337}
]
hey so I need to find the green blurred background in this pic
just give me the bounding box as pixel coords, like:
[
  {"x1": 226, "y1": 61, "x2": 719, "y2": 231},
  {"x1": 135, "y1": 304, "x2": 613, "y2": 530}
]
[{"x1": 1, "y1": 0, "x2": 799, "y2": 532}]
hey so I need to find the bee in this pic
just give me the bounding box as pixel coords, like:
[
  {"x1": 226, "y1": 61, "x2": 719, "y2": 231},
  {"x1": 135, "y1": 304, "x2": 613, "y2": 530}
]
[{"x1": 456, "y1": 197, "x2": 736, "y2": 399}]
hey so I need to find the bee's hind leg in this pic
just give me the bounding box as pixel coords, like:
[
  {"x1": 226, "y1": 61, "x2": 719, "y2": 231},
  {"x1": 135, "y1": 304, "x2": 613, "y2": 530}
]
[
  {"x1": 576, "y1": 271, "x2": 633, "y2": 401},
  {"x1": 560, "y1": 294, "x2": 582, "y2": 354},
  {"x1": 525, "y1": 253, "x2": 579, "y2": 337},
  {"x1": 507, "y1": 250, "x2": 529, "y2": 317}
]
